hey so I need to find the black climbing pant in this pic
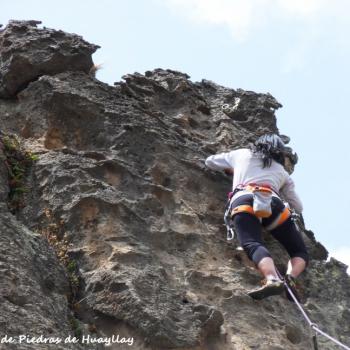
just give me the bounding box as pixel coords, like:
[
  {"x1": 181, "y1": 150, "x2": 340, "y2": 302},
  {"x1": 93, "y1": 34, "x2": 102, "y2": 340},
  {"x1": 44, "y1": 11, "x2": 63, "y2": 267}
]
[{"x1": 231, "y1": 194, "x2": 309, "y2": 266}]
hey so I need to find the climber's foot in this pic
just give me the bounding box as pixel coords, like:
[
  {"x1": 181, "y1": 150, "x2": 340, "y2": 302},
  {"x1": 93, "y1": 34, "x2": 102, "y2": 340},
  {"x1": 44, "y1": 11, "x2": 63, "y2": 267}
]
[
  {"x1": 248, "y1": 278, "x2": 284, "y2": 300},
  {"x1": 284, "y1": 274, "x2": 301, "y2": 303}
]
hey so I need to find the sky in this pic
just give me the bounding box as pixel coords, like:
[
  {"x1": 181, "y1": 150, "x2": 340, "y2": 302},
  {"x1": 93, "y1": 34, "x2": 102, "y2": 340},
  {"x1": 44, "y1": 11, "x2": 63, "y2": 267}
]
[{"x1": 1, "y1": 0, "x2": 349, "y2": 272}]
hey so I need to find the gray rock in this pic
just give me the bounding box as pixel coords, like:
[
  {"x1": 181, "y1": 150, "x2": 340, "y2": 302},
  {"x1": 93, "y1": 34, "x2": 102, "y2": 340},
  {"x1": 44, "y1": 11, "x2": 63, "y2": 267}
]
[
  {"x1": 0, "y1": 136, "x2": 9, "y2": 201},
  {"x1": 0, "y1": 20, "x2": 348, "y2": 350},
  {"x1": 0, "y1": 20, "x2": 99, "y2": 98},
  {"x1": 0, "y1": 208, "x2": 86, "y2": 350}
]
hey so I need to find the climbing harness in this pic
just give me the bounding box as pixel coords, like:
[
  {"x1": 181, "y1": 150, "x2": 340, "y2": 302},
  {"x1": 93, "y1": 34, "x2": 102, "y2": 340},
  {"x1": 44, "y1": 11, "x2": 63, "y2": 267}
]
[
  {"x1": 223, "y1": 184, "x2": 290, "y2": 240},
  {"x1": 264, "y1": 206, "x2": 291, "y2": 231},
  {"x1": 252, "y1": 188, "x2": 273, "y2": 218},
  {"x1": 249, "y1": 185, "x2": 275, "y2": 218},
  {"x1": 276, "y1": 269, "x2": 350, "y2": 350},
  {"x1": 232, "y1": 184, "x2": 275, "y2": 218}
]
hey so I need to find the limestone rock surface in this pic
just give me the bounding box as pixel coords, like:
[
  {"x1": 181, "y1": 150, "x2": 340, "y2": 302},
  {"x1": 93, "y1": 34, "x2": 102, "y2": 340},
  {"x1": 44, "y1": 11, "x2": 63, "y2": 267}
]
[
  {"x1": 0, "y1": 20, "x2": 99, "y2": 98},
  {"x1": 0, "y1": 20, "x2": 349, "y2": 350}
]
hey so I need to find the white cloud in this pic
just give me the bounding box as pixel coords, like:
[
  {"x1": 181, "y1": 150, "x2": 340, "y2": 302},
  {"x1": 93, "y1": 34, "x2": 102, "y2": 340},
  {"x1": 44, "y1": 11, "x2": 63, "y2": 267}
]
[
  {"x1": 165, "y1": 0, "x2": 255, "y2": 41},
  {"x1": 331, "y1": 247, "x2": 350, "y2": 274},
  {"x1": 165, "y1": 0, "x2": 325, "y2": 40},
  {"x1": 163, "y1": 0, "x2": 350, "y2": 72},
  {"x1": 275, "y1": 0, "x2": 328, "y2": 17},
  {"x1": 163, "y1": 0, "x2": 348, "y2": 42}
]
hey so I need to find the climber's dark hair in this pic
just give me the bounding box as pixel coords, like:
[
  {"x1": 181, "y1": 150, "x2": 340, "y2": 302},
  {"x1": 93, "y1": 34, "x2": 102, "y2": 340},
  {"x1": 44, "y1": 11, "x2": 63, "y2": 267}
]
[{"x1": 251, "y1": 134, "x2": 286, "y2": 168}]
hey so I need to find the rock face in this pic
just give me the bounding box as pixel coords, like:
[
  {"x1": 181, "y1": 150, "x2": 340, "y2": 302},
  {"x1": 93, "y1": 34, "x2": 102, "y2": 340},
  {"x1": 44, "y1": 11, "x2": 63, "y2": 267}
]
[
  {"x1": 0, "y1": 20, "x2": 349, "y2": 350},
  {"x1": 0, "y1": 20, "x2": 99, "y2": 98},
  {"x1": 0, "y1": 143, "x2": 93, "y2": 350}
]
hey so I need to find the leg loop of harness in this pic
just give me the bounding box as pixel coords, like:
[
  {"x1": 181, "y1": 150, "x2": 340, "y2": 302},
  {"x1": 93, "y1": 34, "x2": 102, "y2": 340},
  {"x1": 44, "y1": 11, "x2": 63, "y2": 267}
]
[
  {"x1": 231, "y1": 204, "x2": 255, "y2": 217},
  {"x1": 229, "y1": 203, "x2": 291, "y2": 231},
  {"x1": 265, "y1": 207, "x2": 291, "y2": 231},
  {"x1": 224, "y1": 192, "x2": 258, "y2": 241},
  {"x1": 224, "y1": 186, "x2": 290, "y2": 240}
]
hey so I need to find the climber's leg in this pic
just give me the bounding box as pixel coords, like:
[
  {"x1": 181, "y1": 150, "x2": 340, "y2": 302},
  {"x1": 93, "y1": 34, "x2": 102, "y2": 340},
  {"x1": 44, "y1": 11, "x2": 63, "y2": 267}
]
[
  {"x1": 233, "y1": 212, "x2": 280, "y2": 280},
  {"x1": 257, "y1": 257, "x2": 280, "y2": 280},
  {"x1": 233, "y1": 213, "x2": 268, "y2": 265},
  {"x1": 230, "y1": 195, "x2": 285, "y2": 299},
  {"x1": 286, "y1": 257, "x2": 306, "y2": 278},
  {"x1": 270, "y1": 217, "x2": 309, "y2": 278}
]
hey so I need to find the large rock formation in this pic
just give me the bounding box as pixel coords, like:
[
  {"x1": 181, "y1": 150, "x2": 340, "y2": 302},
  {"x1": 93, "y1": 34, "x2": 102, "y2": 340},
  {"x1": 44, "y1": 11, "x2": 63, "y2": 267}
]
[
  {"x1": 0, "y1": 20, "x2": 349, "y2": 350},
  {"x1": 0, "y1": 20, "x2": 99, "y2": 98}
]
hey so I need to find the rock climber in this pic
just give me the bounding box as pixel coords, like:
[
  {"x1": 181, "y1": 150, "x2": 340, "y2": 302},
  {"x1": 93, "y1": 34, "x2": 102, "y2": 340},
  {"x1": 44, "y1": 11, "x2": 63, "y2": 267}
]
[{"x1": 205, "y1": 134, "x2": 309, "y2": 300}]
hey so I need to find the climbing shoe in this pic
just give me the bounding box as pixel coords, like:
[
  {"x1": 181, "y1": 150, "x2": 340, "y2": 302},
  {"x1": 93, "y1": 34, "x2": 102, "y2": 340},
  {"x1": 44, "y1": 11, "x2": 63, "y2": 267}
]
[
  {"x1": 248, "y1": 278, "x2": 284, "y2": 300},
  {"x1": 284, "y1": 274, "x2": 301, "y2": 303}
]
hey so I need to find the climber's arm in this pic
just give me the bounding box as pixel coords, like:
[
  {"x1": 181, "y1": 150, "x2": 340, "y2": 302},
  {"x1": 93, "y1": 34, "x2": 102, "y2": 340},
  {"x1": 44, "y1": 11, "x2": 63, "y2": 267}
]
[
  {"x1": 205, "y1": 152, "x2": 233, "y2": 172},
  {"x1": 280, "y1": 177, "x2": 303, "y2": 214}
]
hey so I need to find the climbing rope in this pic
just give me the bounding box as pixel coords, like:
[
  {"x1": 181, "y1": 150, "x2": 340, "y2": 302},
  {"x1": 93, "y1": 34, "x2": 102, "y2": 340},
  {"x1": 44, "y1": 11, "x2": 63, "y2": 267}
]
[
  {"x1": 277, "y1": 269, "x2": 350, "y2": 350},
  {"x1": 223, "y1": 196, "x2": 349, "y2": 348}
]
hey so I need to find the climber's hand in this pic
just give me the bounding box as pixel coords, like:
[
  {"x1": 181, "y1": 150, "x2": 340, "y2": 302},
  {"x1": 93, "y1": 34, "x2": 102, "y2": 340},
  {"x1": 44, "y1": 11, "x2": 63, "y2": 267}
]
[{"x1": 224, "y1": 168, "x2": 233, "y2": 176}]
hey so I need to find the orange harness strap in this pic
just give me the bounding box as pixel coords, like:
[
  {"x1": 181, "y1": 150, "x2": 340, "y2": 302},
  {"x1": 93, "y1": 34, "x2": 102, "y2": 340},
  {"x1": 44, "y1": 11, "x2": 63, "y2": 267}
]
[
  {"x1": 245, "y1": 184, "x2": 273, "y2": 194},
  {"x1": 231, "y1": 205, "x2": 255, "y2": 217},
  {"x1": 264, "y1": 207, "x2": 291, "y2": 231},
  {"x1": 231, "y1": 205, "x2": 291, "y2": 230},
  {"x1": 276, "y1": 207, "x2": 291, "y2": 227}
]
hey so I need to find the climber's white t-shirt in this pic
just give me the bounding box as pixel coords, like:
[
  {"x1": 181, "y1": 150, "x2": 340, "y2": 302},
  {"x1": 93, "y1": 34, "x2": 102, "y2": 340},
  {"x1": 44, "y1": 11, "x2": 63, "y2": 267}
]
[{"x1": 205, "y1": 148, "x2": 303, "y2": 213}]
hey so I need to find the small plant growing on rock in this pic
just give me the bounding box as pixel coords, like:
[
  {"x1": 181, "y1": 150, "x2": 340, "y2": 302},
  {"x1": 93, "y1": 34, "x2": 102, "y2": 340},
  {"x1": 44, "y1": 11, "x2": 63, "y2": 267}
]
[
  {"x1": 39, "y1": 208, "x2": 83, "y2": 332},
  {"x1": 69, "y1": 316, "x2": 83, "y2": 339},
  {"x1": 1, "y1": 133, "x2": 38, "y2": 213}
]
